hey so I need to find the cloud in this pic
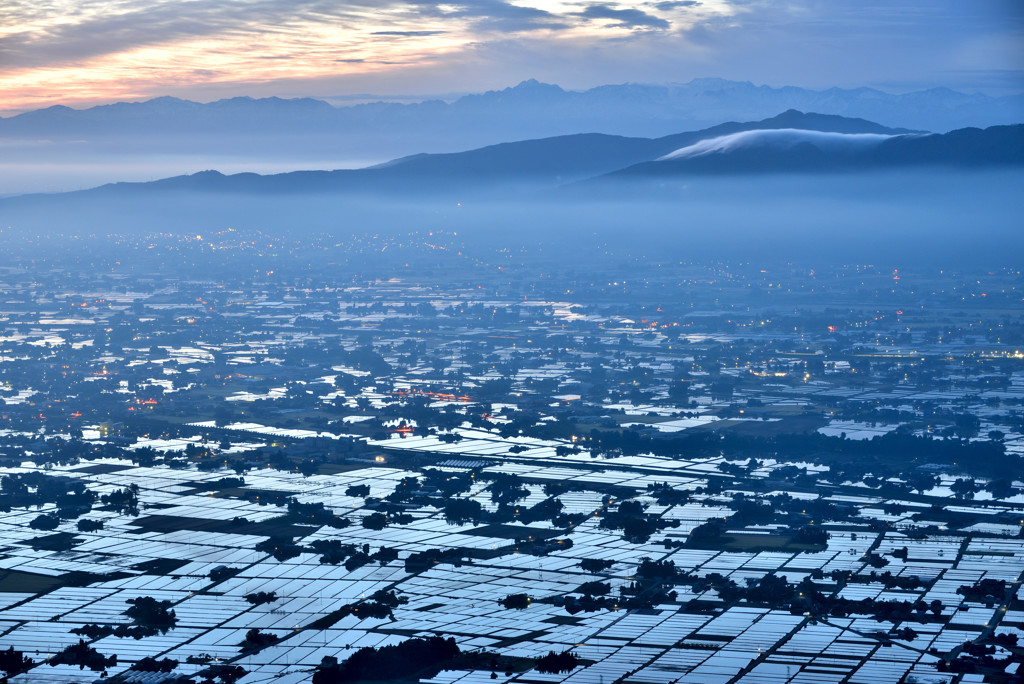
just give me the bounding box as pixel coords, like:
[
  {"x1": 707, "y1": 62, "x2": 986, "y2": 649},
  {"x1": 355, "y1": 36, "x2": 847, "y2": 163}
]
[
  {"x1": 653, "y1": 1, "x2": 700, "y2": 10},
  {"x1": 372, "y1": 30, "x2": 447, "y2": 36},
  {"x1": 659, "y1": 128, "x2": 897, "y2": 160},
  {"x1": 0, "y1": 0, "x2": 570, "y2": 72},
  {"x1": 0, "y1": 0, "x2": 336, "y2": 69},
  {"x1": 0, "y1": 0, "x2": 1020, "y2": 112},
  {"x1": 579, "y1": 4, "x2": 671, "y2": 29},
  {"x1": 406, "y1": 0, "x2": 571, "y2": 33},
  {"x1": 336, "y1": 57, "x2": 413, "y2": 64}
]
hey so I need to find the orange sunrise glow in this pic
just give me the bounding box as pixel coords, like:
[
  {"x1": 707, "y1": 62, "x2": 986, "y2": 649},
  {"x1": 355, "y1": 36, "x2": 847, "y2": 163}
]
[{"x1": 0, "y1": 0, "x2": 740, "y2": 112}]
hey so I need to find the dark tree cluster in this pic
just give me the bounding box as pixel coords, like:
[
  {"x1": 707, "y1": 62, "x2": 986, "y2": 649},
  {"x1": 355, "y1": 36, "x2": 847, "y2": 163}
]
[
  {"x1": 546, "y1": 592, "x2": 618, "y2": 614},
  {"x1": 345, "y1": 484, "x2": 371, "y2": 498},
  {"x1": 190, "y1": 476, "x2": 245, "y2": 492},
  {"x1": 361, "y1": 509, "x2": 412, "y2": 529},
  {"x1": 72, "y1": 622, "x2": 164, "y2": 640},
  {"x1": 100, "y1": 483, "x2": 140, "y2": 515},
  {"x1": 0, "y1": 646, "x2": 34, "y2": 676},
  {"x1": 499, "y1": 593, "x2": 531, "y2": 610},
  {"x1": 131, "y1": 656, "x2": 180, "y2": 672},
  {"x1": 405, "y1": 547, "x2": 469, "y2": 572},
  {"x1": 48, "y1": 640, "x2": 116, "y2": 672},
  {"x1": 444, "y1": 497, "x2": 483, "y2": 525},
  {"x1": 238, "y1": 628, "x2": 280, "y2": 653},
  {"x1": 577, "y1": 429, "x2": 1019, "y2": 480},
  {"x1": 125, "y1": 596, "x2": 178, "y2": 632},
  {"x1": 488, "y1": 473, "x2": 530, "y2": 505},
  {"x1": 287, "y1": 498, "x2": 351, "y2": 528},
  {"x1": 957, "y1": 578, "x2": 1006, "y2": 604},
  {"x1": 535, "y1": 650, "x2": 580, "y2": 674},
  {"x1": 600, "y1": 499, "x2": 679, "y2": 543},
  {"x1": 0, "y1": 471, "x2": 95, "y2": 519},
  {"x1": 579, "y1": 558, "x2": 615, "y2": 572},
  {"x1": 423, "y1": 469, "x2": 475, "y2": 498},
  {"x1": 255, "y1": 536, "x2": 305, "y2": 561},
  {"x1": 328, "y1": 589, "x2": 409, "y2": 622},
  {"x1": 196, "y1": 663, "x2": 248, "y2": 684},
  {"x1": 244, "y1": 591, "x2": 278, "y2": 605},
  {"x1": 76, "y1": 518, "x2": 104, "y2": 532},
  {"x1": 312, "y1": 635, "x2": 460, "y2": 683},
  {"x1": 73, "y1": 595, "x2": 178, "y2": 640}
]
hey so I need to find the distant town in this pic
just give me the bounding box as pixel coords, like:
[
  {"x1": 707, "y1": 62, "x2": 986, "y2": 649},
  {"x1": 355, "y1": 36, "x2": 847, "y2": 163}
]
[{"x1": 0, "y1": 229, "x2": 1022, "y2": 683}]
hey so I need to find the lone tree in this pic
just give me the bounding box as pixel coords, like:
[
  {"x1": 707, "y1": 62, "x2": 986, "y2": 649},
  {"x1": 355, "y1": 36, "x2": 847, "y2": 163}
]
[
  {"x1": 244, "y1": 591, "x2": 277, "y2": 606},
  {"x1": 499, "y1": 593, "x2": 531, "y2": 610},
  {"x1": 29, "y1": 513, "x2": 61, "y2": 531},
  {"x1": 346, "y1": 484, "x2": 370, "y2": 498},
  {"x1": 580, "y1": 558, "x2": 614, "y2": 573},
  {"x1": 238, "y1": 628, "x2": 280, "y2": 653}
]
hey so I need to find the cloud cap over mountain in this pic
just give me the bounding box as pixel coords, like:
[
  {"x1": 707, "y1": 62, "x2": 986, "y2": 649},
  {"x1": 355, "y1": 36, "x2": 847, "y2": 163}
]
[{"x1": 659, "y1": 129, "x2": 900, "y2": 161}]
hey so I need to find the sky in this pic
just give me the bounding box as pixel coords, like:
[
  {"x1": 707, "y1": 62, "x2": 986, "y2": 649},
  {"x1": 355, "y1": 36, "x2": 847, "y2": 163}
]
[{"x1": 1, "y1": 0, "x2": 1022, "y2": 113}]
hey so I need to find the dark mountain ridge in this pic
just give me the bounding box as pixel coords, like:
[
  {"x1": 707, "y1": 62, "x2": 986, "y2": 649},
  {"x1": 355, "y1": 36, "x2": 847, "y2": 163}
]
[
  {"x1": 0, "y1": 110, "x2": 1018, "y2": 251},
  {"x1": 0, "y1": 112, "x2": 1019, "y2": 243},
  {"x1": 25, "y1": 110, "x2": 926, "y2": 200},
  {"x1": 613, "y1": 124, "x2": 1024, "y2": 178}
]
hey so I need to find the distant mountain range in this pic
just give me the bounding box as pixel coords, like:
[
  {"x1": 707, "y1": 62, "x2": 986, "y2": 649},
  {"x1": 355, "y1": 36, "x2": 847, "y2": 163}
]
[
  {"x1": 3, "y1": 78, "x2": 1022, "y2": 155},
  {"x1": 4, "y1": 77, "x2": 1021, "y2": 196}
]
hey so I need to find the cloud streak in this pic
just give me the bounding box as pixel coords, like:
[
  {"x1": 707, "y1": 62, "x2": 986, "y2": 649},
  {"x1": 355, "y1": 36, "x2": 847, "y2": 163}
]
[
  {"x1": 579, "y1": 4, "x2": 670, "y2": 29},
  {"x1": 371, "y1": 30, "x2": 448, "y2": 36},
  {"x1": 659, "y1": 129, "x2": 897, "y2": 160}
]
